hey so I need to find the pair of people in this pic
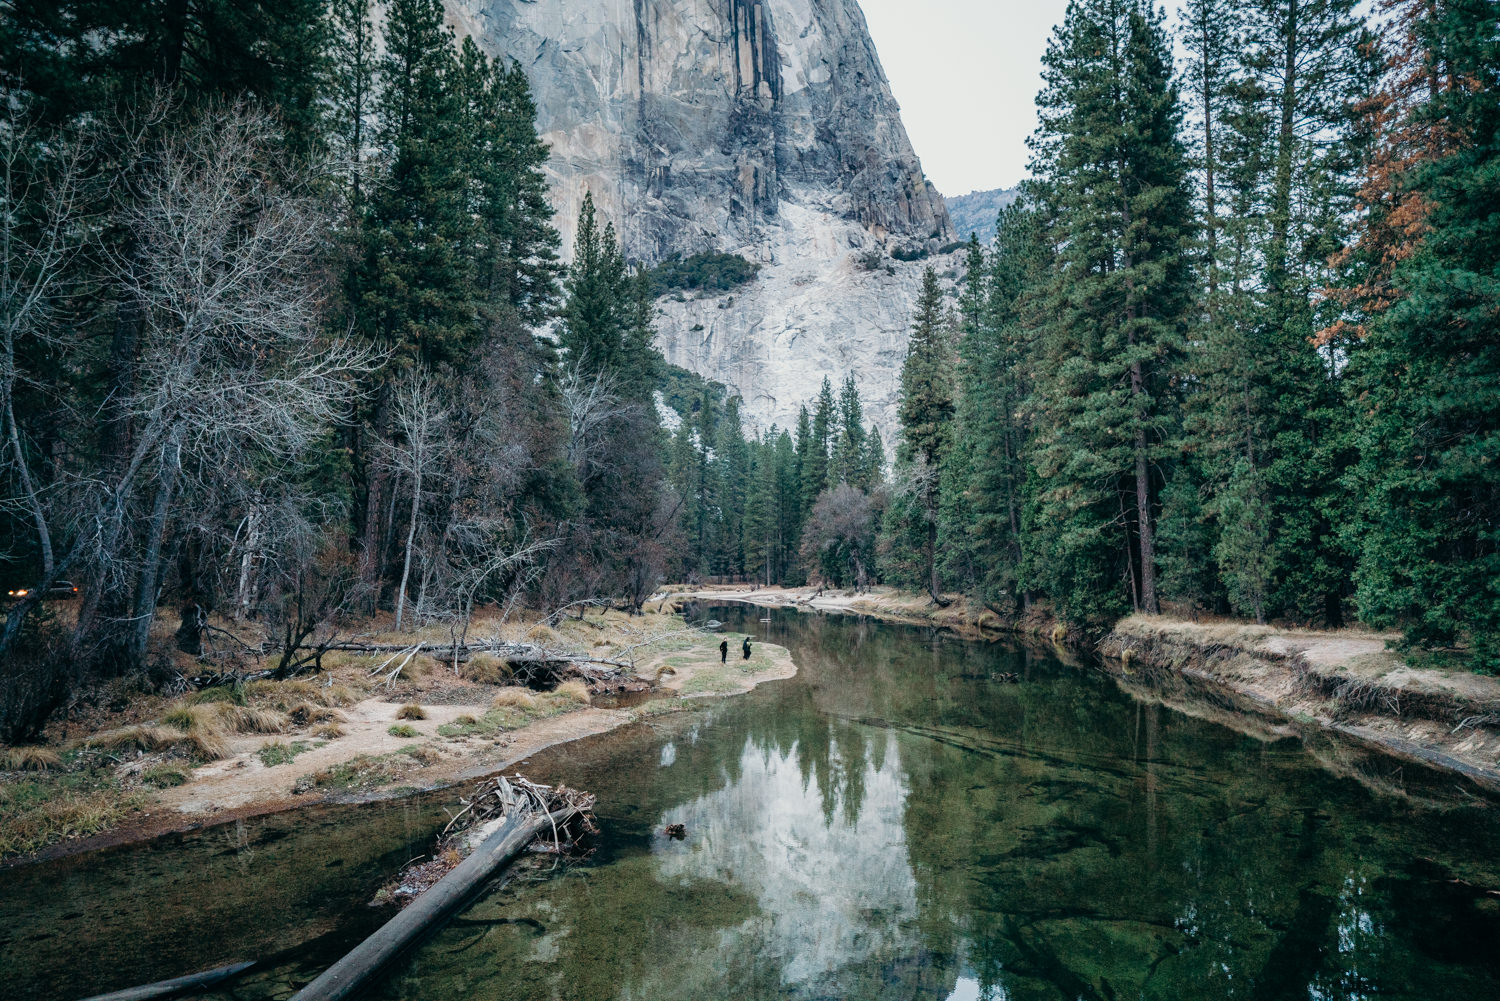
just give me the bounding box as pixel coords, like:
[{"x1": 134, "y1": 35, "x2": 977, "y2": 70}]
[{"x1": 718, "y1": 636, "x2": 751, "y2": 663}]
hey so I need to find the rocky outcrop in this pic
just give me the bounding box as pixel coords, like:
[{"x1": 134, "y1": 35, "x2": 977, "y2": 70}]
[
  {"x1": 444, "y1": 0, "x2": 956, "y2": 435},
  {"x1": 945, "y1": 186, "x2": 1020, "y2": 245}
]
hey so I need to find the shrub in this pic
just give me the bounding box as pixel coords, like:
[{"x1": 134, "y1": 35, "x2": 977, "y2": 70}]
[
  {"x1": 890, "y1": 245, "x2": 928, "y2": 262},
  {"x1": 387, "y1": 724, "x2": 419, "y2": 738},
  {"x1": 649, "y1": 252, "x2": 760, "y2": 296}
]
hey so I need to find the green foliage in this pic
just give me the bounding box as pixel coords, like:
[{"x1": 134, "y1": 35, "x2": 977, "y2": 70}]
[
  {"x1": 1346, "y1": 0, "x2": 1500, "y2": 669},
  {"x1": 649, "y1": 252, "x2": 760, "y2": 296},
  {"x1": 1022, "y1": 0, "x2": 1193, "y2": 624}
]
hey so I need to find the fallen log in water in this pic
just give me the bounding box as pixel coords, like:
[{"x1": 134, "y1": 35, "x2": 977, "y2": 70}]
[
  {"x1": 76, "y1": 961, "x2": 257, "y2": 1001},
  {"x1": 290, "y1": 776, "x2": 595, "y2": 1001}
]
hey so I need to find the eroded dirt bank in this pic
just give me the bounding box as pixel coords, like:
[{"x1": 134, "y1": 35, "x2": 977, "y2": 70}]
[
  {"x1": 680, "y1": 585, "x2": 1500, "y2": 795},
  {"x1": 1098, "y1": 616, "x2": 1500, "y2": 793}
]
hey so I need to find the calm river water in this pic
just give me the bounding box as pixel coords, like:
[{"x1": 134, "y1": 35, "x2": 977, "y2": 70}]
[{"x1": 3, "y1": 604, "x2": 1499, "y2": 1001}]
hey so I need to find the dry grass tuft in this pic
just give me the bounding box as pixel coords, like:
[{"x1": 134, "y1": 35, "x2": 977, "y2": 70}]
[
  {"x1": 312, "y1": 722, "x2": 346, "y2": 740},
  {"x1": 460, "y1": 652, "x2": 509, "y2": 685},
  {"x1": 182, "y1": 729, "x2": 231, "y2": 761},
  {"x1": 452, "y1": 714, "x2": 478, "y2": 726},
  {"x1": 395, "y1": 704, "x2": 428, "y2": 721},
  {"x1": 403, "y1": 745, "x2": 442, "y2": 766},
  {"x1": 387, "y1": 723, "x2": 419, "y2": 738},
  {"x1": 491, "y1": 688, "x2": 536, "y2": 710},
  {"x1": 525, "y1": 623, "x2": 560, "y2": 645},
  {"x1": 287, "y1": 701, "x2": 345, "y2": 726},
  {"x1": 160, "y1": 704, "x2": 224, "y2": 734},
  {"x1": 215, "y1": 705, "x2": 290, "y2": 734},
  {"x1": 552, "y1": 679, "x2": 591, "y2": 705},
  {"x1": 86, "y1": 725, "x2": 184, "y2": 753},
  {"x1": 2, "y1": 746, "x2": 62, "y2": 771}
]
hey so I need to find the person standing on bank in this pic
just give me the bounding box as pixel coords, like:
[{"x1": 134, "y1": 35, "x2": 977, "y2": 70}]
[
  {"x1": 742, "y1": 636, "x2": 752, "y2": 661},
  {"x1": 719, "y1": 639, "x2": 728, "y2": 664}
]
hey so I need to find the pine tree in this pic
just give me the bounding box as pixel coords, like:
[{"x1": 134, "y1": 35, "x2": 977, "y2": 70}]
[
  {"x1": 1025, "y1": 0, "x2": 1194, "y2": 624},
  {"x1": 947, "y1": 205, "x2": 1040, "y2": 615},
  {"x1": 894, "y1": 267, "x2": 955, "y2": 604},
  {"x1": 831, "y1": 375, "x2": 868, "y2": 487},
  {"x1": 1347, "y1": 0, "x2": 1500, "y2": 667},
  {"x1": 802, "y1": 377, "x2": 834, "y2": 511},
  {"x1": 559, "y1": 193, "x2": 629, "y2": 379},
  {"x1": 353, "y1": 0, "x2": 474, "y2": 369}
]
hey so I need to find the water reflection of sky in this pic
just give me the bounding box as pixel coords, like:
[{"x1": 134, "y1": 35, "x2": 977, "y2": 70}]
[{"x1": 652, "y1": 731, "x2": 917, "y2": 994}]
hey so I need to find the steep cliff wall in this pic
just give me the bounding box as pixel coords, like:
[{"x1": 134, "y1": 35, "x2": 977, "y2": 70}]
[{"x1": 444, "y1": 0, "x2": 956, "y2": 435}]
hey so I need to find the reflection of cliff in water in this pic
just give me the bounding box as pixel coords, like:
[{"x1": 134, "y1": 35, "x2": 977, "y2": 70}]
[{"x1": 648, "y1": 730, "x2": 918, "y2": 997}]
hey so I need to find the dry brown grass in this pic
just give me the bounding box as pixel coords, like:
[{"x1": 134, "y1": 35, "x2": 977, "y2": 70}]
[
  {"x1": 312, "y1": 722, "x2": 346, "y2": 739},
  {"x1": 525, "y1": 623, "x2": 561, "y2": 645},
  {"x1": 288, "y1": 702, "x2": 345, "y2": 726},
  {"x1": 552, "y1": 679, "x2": 591, "y2": 705},
  {"x1": 86, "y1": 725, "x2": 186, "y2": 753},
  {"x1": 84, "y1": 724, "x2": 229, "y2": 761},
  {"x1": 491, "y1": 688, "x2": 536, "y2": 710},
  {"x1": 1, "y1": 746, "x2": 62, "y2": 771},
  {"x1": 214, "y1": 705, "x2": 290, "y2": 734},
  {"x1": 460, "y1": 652, "x2": 509, "y2": 685},
  {"x1": 395, "y1": 703, "x2": 427, "y2": 720}
]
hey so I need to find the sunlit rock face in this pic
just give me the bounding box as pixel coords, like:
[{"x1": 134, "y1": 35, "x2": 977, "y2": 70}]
[{"x1": 444, "y1": 0, "x2": 956, "y2": 436}]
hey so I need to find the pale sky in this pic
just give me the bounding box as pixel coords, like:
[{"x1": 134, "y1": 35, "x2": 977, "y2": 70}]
[{"x1": 858, "y1": 1, "x2": 1186, "y2": 198}]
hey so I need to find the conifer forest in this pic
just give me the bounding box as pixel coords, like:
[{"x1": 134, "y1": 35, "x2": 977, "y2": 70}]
[{"x1": 0, "y1": 0, "x2": 1496, "y2": 740}]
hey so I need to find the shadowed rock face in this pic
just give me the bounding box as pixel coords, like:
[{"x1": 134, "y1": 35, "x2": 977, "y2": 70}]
[{"x1": 445, "y1": 0, "x2": 956, "y2": 436}]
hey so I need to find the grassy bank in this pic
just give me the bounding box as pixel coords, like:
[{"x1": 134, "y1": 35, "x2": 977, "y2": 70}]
[{"x1": 0, "y1": 606, "x2": 796, "y2": 863}]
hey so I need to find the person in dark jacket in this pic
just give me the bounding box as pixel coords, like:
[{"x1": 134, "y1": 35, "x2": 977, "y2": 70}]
[
  {"x1": 719, "y1": 639, "x2": 728, "y2": 664},
  {"x1": 742, "y1": 636, "x2": 752, "y2": 660}
]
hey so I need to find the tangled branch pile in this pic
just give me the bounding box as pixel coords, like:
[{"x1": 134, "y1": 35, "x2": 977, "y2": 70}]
[{"x1": 385, "y1": 775, "x2": 597, "y2": 904}]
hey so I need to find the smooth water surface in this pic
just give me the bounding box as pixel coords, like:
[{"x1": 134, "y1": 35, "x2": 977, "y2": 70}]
[{"x1": 4, "y1": 605, "x2": 1499, "y2": 1000}]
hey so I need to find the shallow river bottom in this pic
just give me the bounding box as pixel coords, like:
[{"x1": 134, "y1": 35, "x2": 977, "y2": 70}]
[{"x1": 4, "y1": 605, "x2": 1499, "y2": 1001}]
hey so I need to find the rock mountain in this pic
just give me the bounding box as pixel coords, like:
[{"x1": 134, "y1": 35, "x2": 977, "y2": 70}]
[{"x1": 444, "y1": 0, "x2": 958, "y2": 436}]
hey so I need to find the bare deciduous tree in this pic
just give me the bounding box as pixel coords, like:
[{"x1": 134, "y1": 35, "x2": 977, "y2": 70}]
[{"x1": 382, "y1": 368, "x2": 450, "y2": 632}]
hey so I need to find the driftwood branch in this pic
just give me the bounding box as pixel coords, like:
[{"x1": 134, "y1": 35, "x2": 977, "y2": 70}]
[
  {"x1": 76, "y1": 961, "x2": 257, "y2": 1001},
  {"x1": 290, "y1": 777, "x2": 594, "y2": 1001}
]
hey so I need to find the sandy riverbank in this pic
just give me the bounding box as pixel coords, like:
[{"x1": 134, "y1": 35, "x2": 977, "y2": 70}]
[{"x1": 0, "y1": 607, "x2": 796, "y2": 865}]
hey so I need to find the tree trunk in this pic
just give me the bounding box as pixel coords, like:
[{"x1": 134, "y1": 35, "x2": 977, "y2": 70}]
[
  {"x1": 1134, "y1": 409, "x2": 1159, "y2": 616},
  {"x1": 394, "y1": 471, "x2": 422, "y2": 632},
  {"x1": 127, "y1": 456, "x2": 180, "y2": 667}
]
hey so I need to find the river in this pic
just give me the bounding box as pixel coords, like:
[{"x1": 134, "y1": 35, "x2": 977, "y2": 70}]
[{"x1": 3, "y1": 604, "x2": 1499, "y2": 1000}]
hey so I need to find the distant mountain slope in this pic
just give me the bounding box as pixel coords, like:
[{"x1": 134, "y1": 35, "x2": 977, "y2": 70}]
[{"x1": 944, "y1": 187, "x2": 1020, "y2": 245}]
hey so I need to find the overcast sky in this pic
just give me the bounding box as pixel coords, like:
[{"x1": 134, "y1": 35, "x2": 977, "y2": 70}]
[{"x1": 858, "y1": 1, "x2": 1184, "y2": 198}]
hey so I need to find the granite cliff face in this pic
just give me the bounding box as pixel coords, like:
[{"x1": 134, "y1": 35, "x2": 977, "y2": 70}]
[{"x1": 444, "y1": 0, "x2": 956, "y2": 436}]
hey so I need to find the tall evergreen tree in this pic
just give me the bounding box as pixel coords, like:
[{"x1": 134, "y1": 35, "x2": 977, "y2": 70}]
[
  {"x1": 894, "y1": 267, "x2": 956, "y2": 604},
  {"x1": 353, "y1": 0, "x2": 473, "y2": 368},
  {"x1": 1347, "y1": 0, "x2": 1500, "y2": 667},
  {"x1": 1025, "y1": 0, "x2": 1194, "y2": 624}
]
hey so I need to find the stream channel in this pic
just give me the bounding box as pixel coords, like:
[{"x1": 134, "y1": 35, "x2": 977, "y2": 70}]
[{"x1": 3, "y1": 603, "x2": 1499, "y2": 1000}]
